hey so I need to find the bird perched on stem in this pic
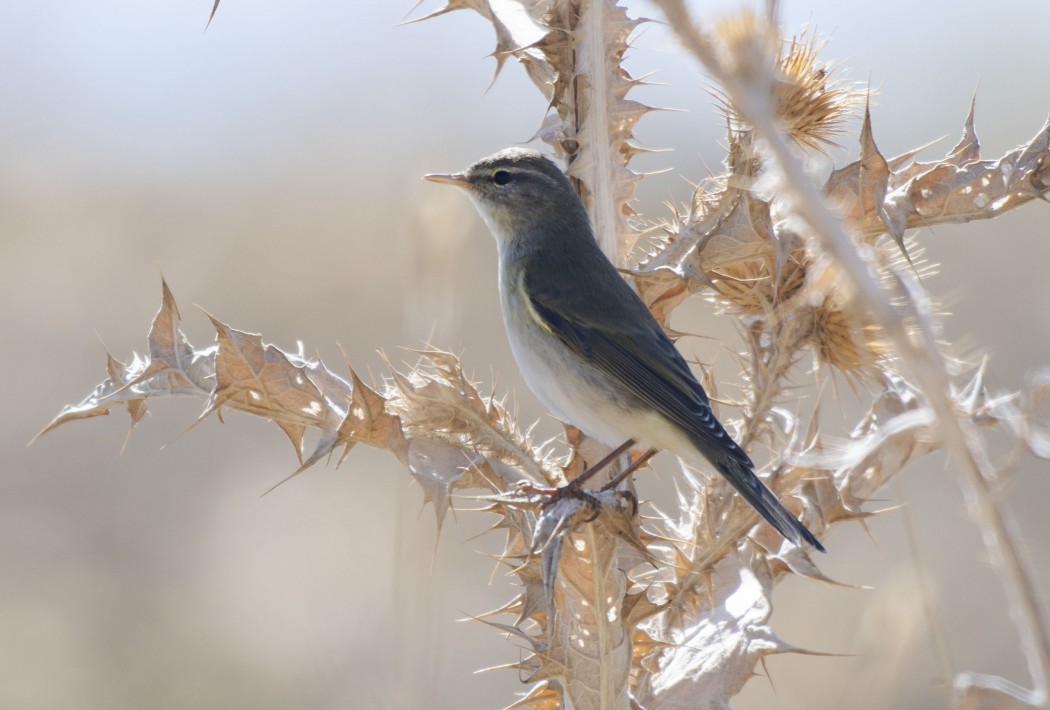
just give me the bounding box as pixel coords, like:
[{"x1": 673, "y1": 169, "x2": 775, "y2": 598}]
[{"x1": 425, "y1": 147, "x2": 823, "y2": 552}]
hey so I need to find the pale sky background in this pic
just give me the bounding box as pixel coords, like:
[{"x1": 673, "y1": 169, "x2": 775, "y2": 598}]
[{"x1": 4, "y1": 1, "x2": 1050, "y2": 709}]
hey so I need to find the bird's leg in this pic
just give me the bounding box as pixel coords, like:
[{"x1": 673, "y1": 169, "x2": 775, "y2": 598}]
[
  {"x1": 600, "y1": 448, "x2": 657, "y2": 492},
  {"x1": 565, "y1": 438, "x2": 635, "y2": 490},
  {"x1": 541, "y1": 441, "x2": 651, "y2": 527}
]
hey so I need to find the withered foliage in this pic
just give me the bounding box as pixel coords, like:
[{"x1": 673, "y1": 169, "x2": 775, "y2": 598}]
[{"x1": 42, "y1": 2, "x2": 1050, "y2": 709}]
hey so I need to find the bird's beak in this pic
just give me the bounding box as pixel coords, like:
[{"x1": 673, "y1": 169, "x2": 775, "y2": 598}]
[{"x1": 423, "y1": 172, "x2": 471, "y2": 188}]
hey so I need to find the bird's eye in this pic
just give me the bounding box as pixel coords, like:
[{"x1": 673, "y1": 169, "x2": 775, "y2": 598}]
[{"x1": 492, "y1": 170, "x2": 512, "y2": 186}]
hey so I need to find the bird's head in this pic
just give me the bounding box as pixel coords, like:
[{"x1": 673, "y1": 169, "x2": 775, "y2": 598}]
[{"x1": 424, "y1": 148, "x2": 588, "y2": 245}]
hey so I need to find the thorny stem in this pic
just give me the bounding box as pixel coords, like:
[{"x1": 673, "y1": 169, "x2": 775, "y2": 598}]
[
  {"x1": 893, "y1": 263, "x2": 1050, "y2": 704},
  {"x1": 738, "y1": 316, "x2": 803, "y2": 449},
  {"x1": 652, "y1": 0, "x2": 1050, "y2": 700}
]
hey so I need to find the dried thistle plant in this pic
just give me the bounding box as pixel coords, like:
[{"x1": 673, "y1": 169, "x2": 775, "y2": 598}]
[{"x1": 38, "y1": 2, "x2": 1050, "y2": 709}]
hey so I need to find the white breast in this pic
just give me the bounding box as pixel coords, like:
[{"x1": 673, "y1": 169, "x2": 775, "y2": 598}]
[{"x1": 497, "y1": 266, "x2": 699, "y2": 461}]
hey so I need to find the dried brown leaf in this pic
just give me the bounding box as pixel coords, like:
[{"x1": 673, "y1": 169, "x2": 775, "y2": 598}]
[
  {"x1": 33, "y1": 279, "x2": 213, "y2": 444},
  {"x1": 634, "y1": 557, "x2": 793, "y2": 708},
  {"x1": 201, "y1": 316, "x2": 340, "y2": 438}
]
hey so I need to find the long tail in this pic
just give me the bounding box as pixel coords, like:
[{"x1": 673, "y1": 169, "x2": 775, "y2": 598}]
[{"x1": 710, "y1": 451, "x2": 824, "y2": 552}]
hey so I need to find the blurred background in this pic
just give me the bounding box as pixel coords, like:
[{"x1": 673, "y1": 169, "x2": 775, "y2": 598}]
[{"x1": 4, "y1": 1, "x2": 1049, "y2": 708}]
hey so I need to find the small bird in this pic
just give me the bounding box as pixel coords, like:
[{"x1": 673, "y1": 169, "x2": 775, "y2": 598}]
[{"x1": 425, "y1": 148, "x2": 823, "y2": 551}]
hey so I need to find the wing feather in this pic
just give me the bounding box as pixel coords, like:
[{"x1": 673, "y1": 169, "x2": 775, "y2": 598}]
[
  {"x1": 526, "y1": 292, "x2": 751, "y2": 468},
  {"x1": 526, "y1": 284, "x2": 824, "y2": 551}
]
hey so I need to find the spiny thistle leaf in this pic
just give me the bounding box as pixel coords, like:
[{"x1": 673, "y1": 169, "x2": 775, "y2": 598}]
[
  {"x1": 206, "y1": 0, "x2": 220, "y2": 30},
  {"x1": 34, "y1": 278, "x2": 212, "y2": 444},
  {"x1": 200, "y1": 315, "x2": 344, "y2": 445},
  {"x1": 828, "y1": 106, "x2": 1050, "y2": 241},
  {"x1": 635, "y1": 558, "x2": 793, "y2": 709}
]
